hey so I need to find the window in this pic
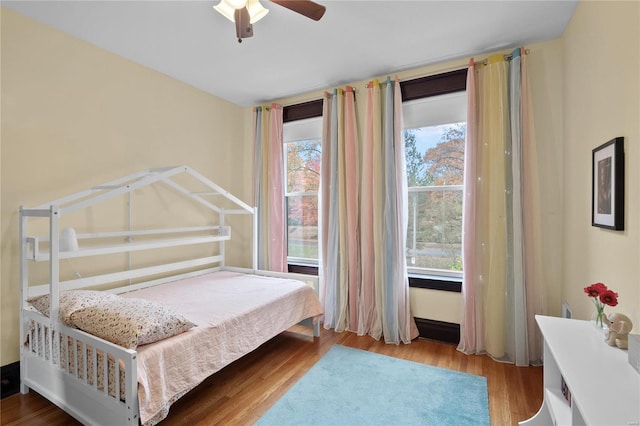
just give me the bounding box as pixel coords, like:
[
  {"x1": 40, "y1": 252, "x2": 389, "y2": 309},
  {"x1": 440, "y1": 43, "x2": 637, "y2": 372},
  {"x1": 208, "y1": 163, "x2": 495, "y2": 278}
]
[
  {"x1": 400, "y1": 69, "x2": 467, "y2": 286},
  {"x1": 283, "y1": 116, "x2": 322, "y2": 265},
  {"x1": 403, "y1": 92, "x2": 466, "y2": 279}
]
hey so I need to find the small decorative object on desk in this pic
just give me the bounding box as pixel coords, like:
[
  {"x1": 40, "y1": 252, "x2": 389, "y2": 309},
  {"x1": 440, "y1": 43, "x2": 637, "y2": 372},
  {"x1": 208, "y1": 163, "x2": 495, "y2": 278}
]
[
  {"x1": 602, "y1": 313, "x2": 633, "y2": 349},
  {"x1": 584, "y1": 282, "x2": 618, "y2": 330}
]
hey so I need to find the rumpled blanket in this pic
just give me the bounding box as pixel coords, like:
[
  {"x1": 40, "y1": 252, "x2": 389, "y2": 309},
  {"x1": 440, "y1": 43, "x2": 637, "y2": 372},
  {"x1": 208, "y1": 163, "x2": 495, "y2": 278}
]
[{"x1": 120, "y1": 271, "x2": 322, "y2": 426}]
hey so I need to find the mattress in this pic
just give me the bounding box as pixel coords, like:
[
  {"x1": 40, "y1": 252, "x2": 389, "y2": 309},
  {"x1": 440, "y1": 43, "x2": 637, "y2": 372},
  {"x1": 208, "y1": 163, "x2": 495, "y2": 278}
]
[{"x1": 120, "y1": 270, "x2": 323, "y2": 426}]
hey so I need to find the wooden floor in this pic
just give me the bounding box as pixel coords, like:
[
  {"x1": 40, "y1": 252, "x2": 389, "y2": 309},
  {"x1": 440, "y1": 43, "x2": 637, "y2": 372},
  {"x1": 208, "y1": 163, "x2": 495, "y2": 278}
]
[{"x1": 1, "y1": 327, "x2": 542, "y2": 426}]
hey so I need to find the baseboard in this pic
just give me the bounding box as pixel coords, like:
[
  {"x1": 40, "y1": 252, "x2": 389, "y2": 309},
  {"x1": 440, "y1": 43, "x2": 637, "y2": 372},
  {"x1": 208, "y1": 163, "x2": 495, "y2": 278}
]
[
  {"x1": 1, "y1": 361, "x2": 20, "y2": 399},
  {"x1": 415, "y1": 318, "x2": 460, "y2": 345}
]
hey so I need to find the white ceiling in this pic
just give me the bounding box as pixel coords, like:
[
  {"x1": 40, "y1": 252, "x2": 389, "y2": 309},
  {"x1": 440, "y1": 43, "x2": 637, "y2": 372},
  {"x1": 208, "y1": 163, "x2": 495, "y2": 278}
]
[{"x1": 3, "y1": 0, "x2": 578, "y2": 107}]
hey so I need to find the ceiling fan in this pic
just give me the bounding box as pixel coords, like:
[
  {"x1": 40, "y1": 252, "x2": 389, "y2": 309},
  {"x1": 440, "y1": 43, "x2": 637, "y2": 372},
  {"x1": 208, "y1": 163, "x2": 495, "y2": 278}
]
[{"x1": 214, "y1": 0, "x2": 326, "y2": 43}]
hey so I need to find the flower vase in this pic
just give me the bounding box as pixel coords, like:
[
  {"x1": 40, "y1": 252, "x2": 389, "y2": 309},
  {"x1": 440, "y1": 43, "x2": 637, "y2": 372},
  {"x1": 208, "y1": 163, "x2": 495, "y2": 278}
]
[{"x1": 591, "y1": 309, "x2": 608, "y2": 331}]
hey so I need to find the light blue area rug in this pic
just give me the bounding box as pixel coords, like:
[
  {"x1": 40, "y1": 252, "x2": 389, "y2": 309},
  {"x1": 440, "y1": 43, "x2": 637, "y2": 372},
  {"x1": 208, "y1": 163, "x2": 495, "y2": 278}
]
[{"x1": 256, "y1": 345, "x2": 489, "y2": 426}]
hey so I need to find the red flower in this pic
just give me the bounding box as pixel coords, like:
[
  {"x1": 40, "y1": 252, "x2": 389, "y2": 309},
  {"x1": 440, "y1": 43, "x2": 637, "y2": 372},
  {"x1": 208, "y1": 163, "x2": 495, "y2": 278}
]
[
  {"x1": 584, "y1": 282, "x2": 607, "y2": 298},
  {"x1": 599, "y1": 289, "x2": 619, "y2": 307}
]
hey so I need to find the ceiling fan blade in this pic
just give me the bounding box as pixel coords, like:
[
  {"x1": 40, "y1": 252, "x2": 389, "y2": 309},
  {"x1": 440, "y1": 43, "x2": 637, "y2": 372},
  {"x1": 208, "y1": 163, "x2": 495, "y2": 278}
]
[{"x1": 270, "y1": 0, "x2": 326, "y2": 21}]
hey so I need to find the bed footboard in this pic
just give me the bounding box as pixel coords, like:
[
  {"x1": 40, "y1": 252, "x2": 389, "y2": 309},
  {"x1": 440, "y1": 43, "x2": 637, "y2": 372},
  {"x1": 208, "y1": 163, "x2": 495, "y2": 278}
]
[{"x1": 21, "y1": 310, "x2": 139, "y2": 426}]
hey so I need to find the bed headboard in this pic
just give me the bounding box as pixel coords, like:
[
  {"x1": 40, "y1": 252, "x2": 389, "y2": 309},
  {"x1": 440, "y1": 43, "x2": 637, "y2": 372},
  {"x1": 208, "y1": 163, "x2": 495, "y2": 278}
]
[{"x1": 19, "y1": 166, "x2": 257, "y2": 314}]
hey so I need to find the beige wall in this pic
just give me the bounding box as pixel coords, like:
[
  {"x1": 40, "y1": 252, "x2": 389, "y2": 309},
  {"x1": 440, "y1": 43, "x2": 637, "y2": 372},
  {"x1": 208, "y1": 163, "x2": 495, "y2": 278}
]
[
  {"x1": 561, "y1": 1, "x2": 640, "y2": 327},
  {"x1": 1, "y1": 8, "x2": 249, "y2": 365},
  {"x1": 272, "y1": 39, "x2": 566, "y2": 325}
]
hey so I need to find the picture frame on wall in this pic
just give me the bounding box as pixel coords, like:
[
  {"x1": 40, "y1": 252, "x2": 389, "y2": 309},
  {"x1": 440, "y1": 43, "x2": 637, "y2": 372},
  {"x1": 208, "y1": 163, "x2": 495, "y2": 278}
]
[{"x1": 592, "y1": 137, "x2": 624, "y2": 230}]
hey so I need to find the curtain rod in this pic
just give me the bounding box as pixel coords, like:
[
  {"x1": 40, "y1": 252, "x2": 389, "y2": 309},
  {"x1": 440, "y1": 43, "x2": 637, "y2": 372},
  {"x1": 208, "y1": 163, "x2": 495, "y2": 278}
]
[
  {"x1": 364, "y1": 47, "x2": 531, "y2": 88},
  {"x1": 365, "y1": 76, "x2": 400, "y2": 89},
  {"x1": 254, "y1": 102, "x2": 282, "y2": 111},
  {"x1": 474, "y1": 48, "x2": 530, "y2": 66},
  {"x1": 274, "y1": 48, "x2": 531, "y2": 107},
  {"x1": 323, "y1": 86, "x2": 358, "y2": 97}
]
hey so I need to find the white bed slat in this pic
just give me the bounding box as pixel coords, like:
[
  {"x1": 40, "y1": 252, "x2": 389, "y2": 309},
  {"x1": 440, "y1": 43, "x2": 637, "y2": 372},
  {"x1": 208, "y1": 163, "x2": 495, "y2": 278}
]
[
  {"x1": 92, "y1": 344, "x2": 98, "y2": 392},
  {"x1": 107, "y1": 266, "x2": 221, "y2": 295},
  {"x1": 27, "y1": 255, "x2": 224, "y2": 297},
  {"x1": 33, "y1": 225, "x2": 225, "y2": 243},
  {"x1": 30, "y1": 234, "x2": 230, "y2": 262},
  {"x1": 103, "y1": 353, "x2": 108, "y2": 396},
  {"x1": 20, "y1": 208, "x2": 52, "y2": 217},
  {"x1": 114, "y1": 354, "x2": 121, "y2": 402},
  {"x1": 81, "y1": 341, "x2": 88, "y2": 383}
]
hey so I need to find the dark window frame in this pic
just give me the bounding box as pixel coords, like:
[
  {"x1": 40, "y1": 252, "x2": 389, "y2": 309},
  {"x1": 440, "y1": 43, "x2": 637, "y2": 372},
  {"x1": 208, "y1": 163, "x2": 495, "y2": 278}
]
[
  {"x1": 288, "y1": 263, "x2": 318, "y2": 275},
  {"x1": 400, "y1": 69, "x2": 467, "y2": 102},
  {"x1": 283, "y1": 99, "x2": 323, "y2": 123},
  {"x1": 284, "y1": 68, "x2": 467, "y2": 293}
]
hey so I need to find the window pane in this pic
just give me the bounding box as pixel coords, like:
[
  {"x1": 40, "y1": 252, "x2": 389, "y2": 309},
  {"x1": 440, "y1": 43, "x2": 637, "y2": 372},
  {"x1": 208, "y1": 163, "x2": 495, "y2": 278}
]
[
  {"x1": 405, "y1": 122, "x2": 465, "y2": 274},
  {"x1": 286, "y1": 139, "x2": 321, "y2": 194},
  {"x1": 407, "y1": 187, "x2": 463, "y2": 271},
  {"x1": 287, "y1": 195, "x2": 319, "y2": 260},
  {"x1": 284, "y1": 117, "x2": 322, "y2": 264}
]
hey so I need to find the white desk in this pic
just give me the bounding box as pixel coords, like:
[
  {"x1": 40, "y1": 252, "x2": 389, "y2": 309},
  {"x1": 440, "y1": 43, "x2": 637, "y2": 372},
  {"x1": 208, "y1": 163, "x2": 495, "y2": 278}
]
[{"x1": 520, "y1": 315, "x2": 640, "y2": 426}]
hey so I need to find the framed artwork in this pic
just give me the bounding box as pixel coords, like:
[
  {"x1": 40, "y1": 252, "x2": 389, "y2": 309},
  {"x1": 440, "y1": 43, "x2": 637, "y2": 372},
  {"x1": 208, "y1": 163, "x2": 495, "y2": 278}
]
[{"x1": 592, "y1": 137, "x2": 624, "y2": 230}]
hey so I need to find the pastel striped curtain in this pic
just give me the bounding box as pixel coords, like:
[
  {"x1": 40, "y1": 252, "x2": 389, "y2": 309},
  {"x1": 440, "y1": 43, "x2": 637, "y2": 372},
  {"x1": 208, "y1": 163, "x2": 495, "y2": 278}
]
[
  {"x1": 458, "y1": 49, "x2": 543, "y2": 366},
  {"x1": 321, "y1": 79, "x2": 418, "y2": 344},
  {"x1": 253, "y1": 103, "x2": 286, "y2": 272},
  {"x1": 321, "y1": 87, "x2": 359, "y2": 332}
]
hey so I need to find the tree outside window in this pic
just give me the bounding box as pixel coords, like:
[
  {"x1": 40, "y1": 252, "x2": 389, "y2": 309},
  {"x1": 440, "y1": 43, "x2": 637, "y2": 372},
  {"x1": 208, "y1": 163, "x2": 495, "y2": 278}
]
[
  {"x1": 405, "y1": 123, "x2": 465, "y2": 274},
  {"x1": 285, "y1": 138, "x2": 320, "y2": 261}
]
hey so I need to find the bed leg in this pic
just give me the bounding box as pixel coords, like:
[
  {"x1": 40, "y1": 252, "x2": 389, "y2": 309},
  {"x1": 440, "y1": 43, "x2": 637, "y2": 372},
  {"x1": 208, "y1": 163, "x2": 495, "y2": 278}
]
[
  {"x1": 313, "y1": 321, "x2": 320, "y2": 338},
  {"x1": 20, "y1": 354, "x2": 29, "y2": 394}
]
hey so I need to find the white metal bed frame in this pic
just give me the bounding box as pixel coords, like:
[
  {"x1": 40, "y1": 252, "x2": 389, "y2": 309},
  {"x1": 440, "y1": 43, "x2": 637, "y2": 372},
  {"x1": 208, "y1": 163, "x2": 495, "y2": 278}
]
[{"x1": 19, "y1": 165, "x2": 320, "y2": 426}]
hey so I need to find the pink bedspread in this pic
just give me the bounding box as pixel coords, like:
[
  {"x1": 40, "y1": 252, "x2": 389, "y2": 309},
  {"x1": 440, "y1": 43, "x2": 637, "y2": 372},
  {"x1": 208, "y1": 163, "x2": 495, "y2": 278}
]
[{"x1": 120, "y1": 270, "x2": 323, "y2": 426}]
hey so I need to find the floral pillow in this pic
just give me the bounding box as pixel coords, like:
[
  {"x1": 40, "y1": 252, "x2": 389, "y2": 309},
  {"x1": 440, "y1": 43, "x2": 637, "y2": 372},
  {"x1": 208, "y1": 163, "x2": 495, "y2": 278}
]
[
  {"x1": 67, "y1": 297, "x2": 196, "y2": 349},
  {"x1": 27, "y1": 290, "x2": 120, "y2": 324}
]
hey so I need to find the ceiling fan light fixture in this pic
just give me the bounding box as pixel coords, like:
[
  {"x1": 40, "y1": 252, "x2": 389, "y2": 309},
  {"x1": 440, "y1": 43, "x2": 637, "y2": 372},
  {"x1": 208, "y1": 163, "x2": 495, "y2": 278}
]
[
  {"x1": 214, "y1": 0, "x2": 267, "y2": 24},
  {"x1": 226, "y1": 0, "x2": 248, "y2": 9},
  {"x1": 247, "y1": 0, "x2": 269, "y2": 24},
  {"x1": 213, "y1": 1, "x2": 236, "y2": 22}
]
